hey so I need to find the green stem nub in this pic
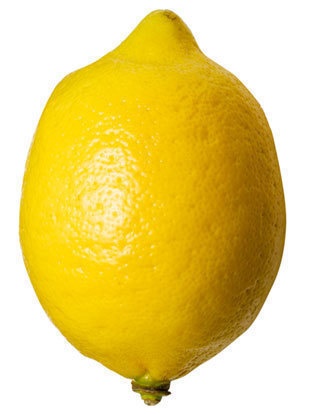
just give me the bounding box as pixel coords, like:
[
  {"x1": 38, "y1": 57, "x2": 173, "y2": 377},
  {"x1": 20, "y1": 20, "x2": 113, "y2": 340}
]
[{"x1": 131, "y1": 379, "x2": 171, "y2": 406}]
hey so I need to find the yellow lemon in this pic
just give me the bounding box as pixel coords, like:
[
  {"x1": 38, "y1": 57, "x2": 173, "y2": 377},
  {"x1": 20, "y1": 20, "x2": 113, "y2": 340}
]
[{"x1": 20, "y1": 10, "x2": 286, "y2": 405}]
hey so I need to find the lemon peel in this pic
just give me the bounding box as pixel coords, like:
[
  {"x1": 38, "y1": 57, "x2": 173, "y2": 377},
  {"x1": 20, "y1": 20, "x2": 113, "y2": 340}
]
[{"x1": 20, "y1": 10, "x2": 286, "y2": 404}]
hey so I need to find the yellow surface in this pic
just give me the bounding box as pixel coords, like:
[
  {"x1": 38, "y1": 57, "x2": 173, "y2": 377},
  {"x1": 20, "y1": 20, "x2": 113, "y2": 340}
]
[{"x1": 20, "y1": 10, "x2": 285, "y2": 386}]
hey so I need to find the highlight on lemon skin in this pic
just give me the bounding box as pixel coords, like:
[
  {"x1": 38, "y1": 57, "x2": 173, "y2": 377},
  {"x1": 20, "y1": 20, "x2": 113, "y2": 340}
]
[{"x1": 19, "y1": 9, "x2": 286, "y2": 406}]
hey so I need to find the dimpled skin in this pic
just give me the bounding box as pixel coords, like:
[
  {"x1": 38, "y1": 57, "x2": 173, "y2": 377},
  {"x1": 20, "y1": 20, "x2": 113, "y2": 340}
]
[{"x1": 20, "y1": 10, "x2": 285, "y2": 388}]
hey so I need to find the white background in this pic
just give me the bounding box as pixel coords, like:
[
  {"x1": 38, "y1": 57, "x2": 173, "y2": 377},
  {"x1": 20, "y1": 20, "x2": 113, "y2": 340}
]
[{"x1": 1, "y1": 0, "x2": 309, "y2": 413}]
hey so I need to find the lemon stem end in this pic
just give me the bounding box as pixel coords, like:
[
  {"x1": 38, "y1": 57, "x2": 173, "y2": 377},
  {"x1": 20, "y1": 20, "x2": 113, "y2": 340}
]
[{"x1": 131, "y1": 378, "x2": 171, "y2": 405}]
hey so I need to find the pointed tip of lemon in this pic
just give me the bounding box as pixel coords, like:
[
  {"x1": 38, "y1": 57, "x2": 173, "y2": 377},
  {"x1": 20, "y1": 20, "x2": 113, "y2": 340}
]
[
  {"x1": 112, "y1": 9, "x2": 202, "y2": 64},
  {"x1": 144, "y1": 9, "x2": 179, "y2": 21}
]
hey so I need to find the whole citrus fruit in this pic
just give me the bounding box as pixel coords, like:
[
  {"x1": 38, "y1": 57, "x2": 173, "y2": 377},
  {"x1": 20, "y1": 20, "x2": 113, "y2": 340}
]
[{"x1": 20, "y1": 10, "x2": 286, "y2": 405}]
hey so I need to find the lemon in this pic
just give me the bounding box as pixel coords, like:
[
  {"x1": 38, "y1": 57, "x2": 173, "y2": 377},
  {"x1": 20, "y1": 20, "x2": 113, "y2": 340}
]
[{"x1": 20, "y1": 10, "x2": 286, "y2": 405}]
